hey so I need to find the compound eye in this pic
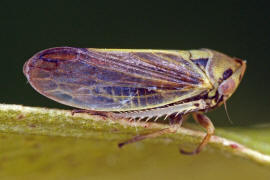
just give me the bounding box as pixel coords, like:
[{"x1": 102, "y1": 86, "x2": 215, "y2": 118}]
[{"x1": 222, "y1": 68, "x2": 233, "y2": 81}]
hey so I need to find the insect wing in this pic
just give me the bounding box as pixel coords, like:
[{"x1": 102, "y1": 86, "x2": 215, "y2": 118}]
[{"x1": 24, "y1": 47, "x2": 210, "y2": 111}]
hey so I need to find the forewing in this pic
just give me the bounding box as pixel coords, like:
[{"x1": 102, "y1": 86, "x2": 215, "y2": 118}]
[{"x1": 24, "y1": 47, "x2": 210, "y2": 111}]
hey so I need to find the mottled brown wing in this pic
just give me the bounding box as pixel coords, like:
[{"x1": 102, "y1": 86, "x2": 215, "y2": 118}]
[{"x1": 24, "y1": 47, "x2": 211, "y2": 111}]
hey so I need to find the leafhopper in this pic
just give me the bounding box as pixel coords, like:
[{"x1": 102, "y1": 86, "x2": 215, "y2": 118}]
[{"x1": 23, "y1": 47, "x2": 246, "y2": 154}]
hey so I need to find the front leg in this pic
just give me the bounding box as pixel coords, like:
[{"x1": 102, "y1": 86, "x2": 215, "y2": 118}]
[{"x1": 180, "y1": 112, "x2": 215, "y2": 155}]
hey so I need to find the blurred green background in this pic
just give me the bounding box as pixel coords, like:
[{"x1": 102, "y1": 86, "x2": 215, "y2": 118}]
[{"x1": 1, "y1": 0, "x2": 270, "y2": 179}]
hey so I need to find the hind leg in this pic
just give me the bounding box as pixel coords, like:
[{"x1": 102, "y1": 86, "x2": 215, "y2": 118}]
[
  {"x1": 71, "y1": 109, "x2": 112, "y2": 118},
  {"x1": 118, "y1": 114, "x2": 185, "y2": 148}
]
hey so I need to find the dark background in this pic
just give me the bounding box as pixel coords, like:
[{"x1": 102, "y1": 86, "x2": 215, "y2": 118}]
[{"x1": 1, "y1": 0, "x2": 269, "y2": 126}]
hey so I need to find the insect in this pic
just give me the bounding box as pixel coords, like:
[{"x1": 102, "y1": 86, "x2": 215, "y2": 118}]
[{"x1": 23, "y1": 47, "x2": 246, "y2": 154}]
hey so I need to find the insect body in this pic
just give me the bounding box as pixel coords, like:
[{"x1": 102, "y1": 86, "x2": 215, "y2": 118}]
[{"x1": 23, "y1": 47, "x2": 246, "y2": 154}]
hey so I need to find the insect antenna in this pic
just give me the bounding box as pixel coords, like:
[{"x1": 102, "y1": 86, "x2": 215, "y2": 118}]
[{"x1": 224, "y1": 100, "x2": 233, "y2": 124}]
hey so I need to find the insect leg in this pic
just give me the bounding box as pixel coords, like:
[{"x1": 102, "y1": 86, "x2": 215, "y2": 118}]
[
  {"x1": 118, "y1": 114, "x2": 188, "y2": 148},
  {"x1": 169, "y1": 114, "x2": 189, "y2": 127},
  {"x1": 118, "y1": 128, "x2": 175, "y2": 148},
  {"x1": 71, "y1": 109, "x2": 111, "y2": 117},
  {"x1": 180, "y1": 112, "x2": 214, "y2": 155}
]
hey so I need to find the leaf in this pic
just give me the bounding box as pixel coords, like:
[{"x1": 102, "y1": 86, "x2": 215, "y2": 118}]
[{"x1": 0, "y1": 104, "x2": 270, "y2": 179}]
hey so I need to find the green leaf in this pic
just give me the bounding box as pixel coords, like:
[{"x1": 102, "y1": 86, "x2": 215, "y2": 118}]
[{"x1": 0, "y1": 104, "x2": 270, "y2": 179}]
